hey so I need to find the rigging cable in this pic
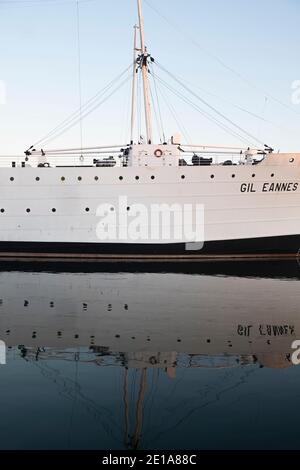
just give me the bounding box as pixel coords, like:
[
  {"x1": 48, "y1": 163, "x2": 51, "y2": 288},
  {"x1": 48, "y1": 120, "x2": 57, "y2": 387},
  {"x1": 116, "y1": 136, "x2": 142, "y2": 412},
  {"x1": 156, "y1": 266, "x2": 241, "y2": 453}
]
[
  {"x1": 149, "y1": 83, "x2": 163, "y2": 143},
  {"x1": 144, "y1": 0, "x2": 300, "y2": 119},
  {"x1": 32, "y1": 63, "x2": 132, "y2": 147},
  {"x1": 40, "y1": 73, "x2": 132, "y2": 147},
  {"x1": 150, "y1": 64, "x2": 166, "y2": 142},
  {"x1": 161, "y1": 69, "x2": 300, "y2": 137},
  {"x1": 155, "y1": 76, "x2": 192, "y2": 145},
  {"x1": 156, "y1": 62, "x2": 265, "y2": 147},
  {"x1": 76, "y1": 0, "x2": 83, "y2": 155},
  {"x1": 167, "y1": 72, "x2": 270, "y2": 124},
  {"x1": 257, "y1": 96, "x2": 268, "y2": 145},
  {"x1": 154, "y1": 72, "x2": 256, "y2": 146},
  {"x1": 121, "y1": 78, "x2": 132, "y2": 144}
]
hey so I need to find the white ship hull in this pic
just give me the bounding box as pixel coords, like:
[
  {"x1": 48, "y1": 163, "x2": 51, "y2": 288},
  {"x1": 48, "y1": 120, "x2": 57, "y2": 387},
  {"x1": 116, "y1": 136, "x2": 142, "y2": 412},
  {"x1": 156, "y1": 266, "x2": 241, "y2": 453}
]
[{"x1": 0, "y1": 152, "x2": 299, "y2": 258}]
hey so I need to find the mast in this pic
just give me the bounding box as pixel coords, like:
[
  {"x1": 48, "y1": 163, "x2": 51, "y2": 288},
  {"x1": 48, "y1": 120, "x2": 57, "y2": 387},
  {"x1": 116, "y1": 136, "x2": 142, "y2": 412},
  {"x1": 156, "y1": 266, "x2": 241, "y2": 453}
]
[
  {"x1": 130, "y1": 25, "x2": 139, "y2": 145},
  {"x1": 137, "y1": 0, "x2": 153, "y2": 144}
]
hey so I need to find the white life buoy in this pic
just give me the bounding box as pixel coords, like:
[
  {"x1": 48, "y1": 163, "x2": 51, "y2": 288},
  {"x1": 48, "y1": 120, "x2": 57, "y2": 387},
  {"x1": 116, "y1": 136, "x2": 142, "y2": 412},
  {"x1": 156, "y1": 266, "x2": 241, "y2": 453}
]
[{"x1": 154, "y1": 149, "x2": 163, "y2": 158}]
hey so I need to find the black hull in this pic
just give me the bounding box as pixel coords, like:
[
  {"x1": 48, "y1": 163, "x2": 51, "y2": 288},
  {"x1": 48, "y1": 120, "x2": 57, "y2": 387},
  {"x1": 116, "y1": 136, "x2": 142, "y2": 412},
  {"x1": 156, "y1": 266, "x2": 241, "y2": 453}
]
[{"x1": 0, "y1": 235, "x2": 298, "y2": 259}]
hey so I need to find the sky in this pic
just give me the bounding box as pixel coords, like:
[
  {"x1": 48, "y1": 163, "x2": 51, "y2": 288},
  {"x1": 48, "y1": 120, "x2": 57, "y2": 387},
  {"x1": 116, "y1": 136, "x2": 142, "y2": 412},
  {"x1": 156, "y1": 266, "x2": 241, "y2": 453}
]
[{"x1": 0, "y1": 0, "x2": 300, "y2": 155}]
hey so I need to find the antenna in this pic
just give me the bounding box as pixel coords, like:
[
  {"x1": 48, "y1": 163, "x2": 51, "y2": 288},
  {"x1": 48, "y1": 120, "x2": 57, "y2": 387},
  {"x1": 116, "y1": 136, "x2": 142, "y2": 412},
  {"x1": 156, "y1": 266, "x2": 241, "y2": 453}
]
[{"x1": 137, "y1": 0, "x2": 153, "y2": 144}]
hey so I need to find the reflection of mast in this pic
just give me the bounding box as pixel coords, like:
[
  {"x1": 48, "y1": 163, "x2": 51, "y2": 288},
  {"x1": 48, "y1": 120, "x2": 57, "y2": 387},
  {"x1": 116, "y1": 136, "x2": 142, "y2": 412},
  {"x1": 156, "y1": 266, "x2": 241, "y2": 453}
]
[
  {"x1": 123, "y1": 367, "x2": 148, "y2": 450},
  {"x1": 132, "y1": 368, "x2": 147, "y2": 450},
  {"x1": 123, "y1": 368, "x2": 130, "y2": 448}
]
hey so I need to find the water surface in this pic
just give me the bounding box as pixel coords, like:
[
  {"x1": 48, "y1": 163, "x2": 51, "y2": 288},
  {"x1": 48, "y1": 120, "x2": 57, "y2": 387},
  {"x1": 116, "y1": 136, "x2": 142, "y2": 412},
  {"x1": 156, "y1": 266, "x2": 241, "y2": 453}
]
[{"x1": 0, "y1": 260, "x2": 300, "y2": 450}]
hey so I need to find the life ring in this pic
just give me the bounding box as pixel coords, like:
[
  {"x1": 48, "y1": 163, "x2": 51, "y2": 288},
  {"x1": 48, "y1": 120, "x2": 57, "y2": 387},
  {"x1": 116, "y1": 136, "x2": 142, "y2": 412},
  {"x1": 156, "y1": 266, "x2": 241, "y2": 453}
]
[{"x1": 154, "y1": 149, "x2": 163, "y2": 158}]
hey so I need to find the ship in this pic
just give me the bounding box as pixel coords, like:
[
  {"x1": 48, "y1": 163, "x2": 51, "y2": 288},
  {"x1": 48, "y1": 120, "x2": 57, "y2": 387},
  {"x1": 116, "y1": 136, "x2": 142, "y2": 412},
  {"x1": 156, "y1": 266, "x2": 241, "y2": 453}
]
[{"x1": 1, "y1": 0, "x2": 300, "y2": 262}]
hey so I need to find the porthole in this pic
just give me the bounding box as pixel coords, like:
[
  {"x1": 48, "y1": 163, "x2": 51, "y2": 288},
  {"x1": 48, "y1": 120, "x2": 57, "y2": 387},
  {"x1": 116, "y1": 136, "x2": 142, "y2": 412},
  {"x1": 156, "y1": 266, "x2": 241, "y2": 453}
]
[
  {"x1": 10, "y1": 177, "x2": 14, "y2": 182},
  {"x1": 252, "y1": 174, "x2": 255, "y2": 178},
  {"x1": 210, "y1": 175, "x2": 215, "y2": 179},
  {"x1": 110, "y1": 207, "x2": 115, "y2": 212},
  {"x1": 127, "y1": 206, "x2": 130, "y2": 211},
  {"x1": 181, "y1": 175, "x2": 185, "y2": 180},
  {"x1": 135, "y1": 176, "x2": 139, "y2": 180},
  {"x1": 289, "y1": 158, "x2": 295, "y2": 163},
  {"x1": 94, "y1": 176, "x2": 99, "y2": 181},
  {"x1": 232, "y1": 174, "x2": 236, "y2": 178},
  {"x1": 26, "y1": 208, "x2": 31, "y2": 213},
  {"x1": 36, "y1": 177, "x2": 40, "y2": 181},
  {"x1": 78, "y1": 176, "x2": 82, "y2": 181},
  {"x1": 0, "y1": 209, "x2": 4, "y2": 213},
  {"x1": 61, "y1": 176, "x2": 65, "y2": 181},
  {"x1": 151, "y1": 175, "x2": 155, "y2": 180},
  {"x1": 119, "y1": 176, "x2": 123, "y2": 181},
  {"x1": 52, "y1": 208, "x2": 56, "y2": 213},
  {"x1": 85, "y1": 207, "x2": 90, "y2": 212},
  {"x1": 271, "y1": 173, "x2": 275, "y2": 178}
]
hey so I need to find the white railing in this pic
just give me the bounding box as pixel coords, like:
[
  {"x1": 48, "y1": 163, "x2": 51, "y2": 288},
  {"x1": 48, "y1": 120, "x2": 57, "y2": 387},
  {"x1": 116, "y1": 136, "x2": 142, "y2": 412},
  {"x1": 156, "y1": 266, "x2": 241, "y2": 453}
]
[
  {"x1": 0, "y1": 153, "x2": 124, "y2": 168},
  {"x1": 179, "y1": 152, "x2": 265, "y2": 166},
  {"x1": 0, "y1": 143, "x2": 266, "y2": 168}
]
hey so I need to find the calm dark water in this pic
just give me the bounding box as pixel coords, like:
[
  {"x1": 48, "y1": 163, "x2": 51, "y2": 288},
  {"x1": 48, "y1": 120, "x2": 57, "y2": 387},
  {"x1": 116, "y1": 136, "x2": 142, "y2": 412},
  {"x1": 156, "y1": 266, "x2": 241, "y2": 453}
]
[{"x1": 0, "y1": 260, "x2": 300, "y2": 450}]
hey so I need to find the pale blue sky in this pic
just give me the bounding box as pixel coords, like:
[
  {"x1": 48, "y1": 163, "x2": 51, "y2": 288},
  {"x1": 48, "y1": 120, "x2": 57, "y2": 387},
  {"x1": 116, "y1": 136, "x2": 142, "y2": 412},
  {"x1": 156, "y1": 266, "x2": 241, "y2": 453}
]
[{"x1": 0, "y1": 0, "x2": 299, "y2": 154}]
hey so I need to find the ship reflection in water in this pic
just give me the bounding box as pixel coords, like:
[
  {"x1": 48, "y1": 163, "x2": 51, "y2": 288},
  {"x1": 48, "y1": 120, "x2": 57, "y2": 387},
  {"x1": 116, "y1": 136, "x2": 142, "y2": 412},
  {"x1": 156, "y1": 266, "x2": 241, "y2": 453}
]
[{"x1": 0, "y1": 260, "x2": 300, "y2": 450}]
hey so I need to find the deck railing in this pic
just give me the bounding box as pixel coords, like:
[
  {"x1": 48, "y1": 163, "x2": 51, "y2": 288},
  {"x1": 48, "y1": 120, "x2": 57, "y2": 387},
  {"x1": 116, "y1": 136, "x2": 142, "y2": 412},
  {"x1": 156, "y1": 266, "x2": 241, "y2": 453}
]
[{"x1": 0, "y1": 144, "x2": 266, "y2": 168}]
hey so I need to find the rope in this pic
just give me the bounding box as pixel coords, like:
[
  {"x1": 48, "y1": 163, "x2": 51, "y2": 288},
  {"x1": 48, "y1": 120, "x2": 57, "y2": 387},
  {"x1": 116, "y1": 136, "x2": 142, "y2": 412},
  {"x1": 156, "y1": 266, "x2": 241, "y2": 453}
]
[
  {"x1": 31, "y1": 64, "x2": 132, "y2": 148},
  {"x1": 144, "y1": 0, "x2": 300, "y2": 119},
  {"x1": 76, "y1": 0, "x2": 83, "y2": 154},
  {"x1": 150, "y1": 64, "x2": 166, "y2": 142},
  {"x1": 149, "y1": 83, "x2": 163, "y2": 143},
  {"x1": 156, "y1": 62, "x2": 265, "y2": 147},
  {"x1": 156, "y1": 80, "x2": 192, "y2": 145},
  {"x1": 41, "y1": 74, "x2": 132, "y2": 147},
  {"x1": 154, "y1": 72, "x2": 255, "y2": 146}
]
